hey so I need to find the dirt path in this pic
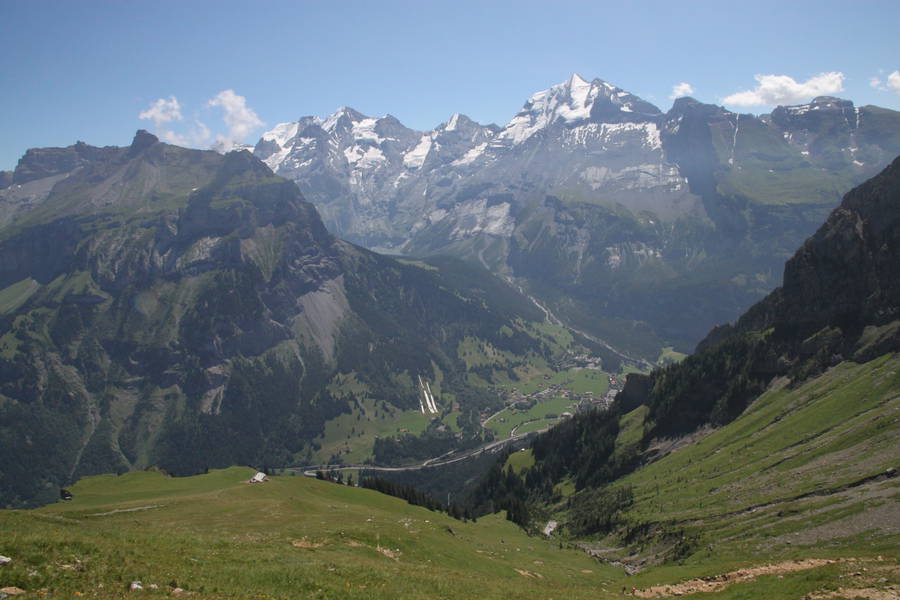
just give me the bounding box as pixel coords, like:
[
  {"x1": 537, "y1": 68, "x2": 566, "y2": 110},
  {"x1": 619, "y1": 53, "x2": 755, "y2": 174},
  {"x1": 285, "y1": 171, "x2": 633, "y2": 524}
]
[
  {"x1": 87, "y1": 505, "x2": 162, "y2": 517},
  {"x1": 808, "y1": 588, "x2": 900, "y2": 600},
  {"x1": 633, "y1": 558, "x2": 843, "y2": 597}
]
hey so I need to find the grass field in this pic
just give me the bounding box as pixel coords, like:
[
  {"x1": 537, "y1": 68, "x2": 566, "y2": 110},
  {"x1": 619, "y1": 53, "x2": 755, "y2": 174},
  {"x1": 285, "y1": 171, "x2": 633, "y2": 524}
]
[
  {"x1": 0, "y1": 468, "x2": 622, "y2": 599},
  {"x1": 656, "y1": 346, "x2": 687, "y2": 366},
  {"x1": 314, "y1": 397, "x2": 432, "y2": 465},
  {"x1": 500, "y1": 368, "x2": 609, "y2": 397},
  {"x1": 485, "y1": 396, "x2": 574, "y2": 438},
  {"x1": 485, "y1": 367, "x2": 608, "y2": 438},
  {"x1": 314, "y1": 372, "x2": 461, "y2": 465}
]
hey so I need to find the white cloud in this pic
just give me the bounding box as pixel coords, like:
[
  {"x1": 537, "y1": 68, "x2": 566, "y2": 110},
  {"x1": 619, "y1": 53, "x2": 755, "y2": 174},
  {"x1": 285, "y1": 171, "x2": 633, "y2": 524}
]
[
  {"x1": 138, "y1": 96, "x2": 183, "y2": 128},
  {"x1": 888, "y1": 71, "x2": 900, "y2": 95},
  {"x1": 139, "y1": 96, "x2": 195, "y2": 146},
  {"x1": 138, "y1": 91, "x2": 262, "y2": 151},
  {"x1": 870, "y1": 76, "x2": 884, "y2": 90},
  {"x1": 207, "y1": 89, "x2": 264, "y2": 152},
  {"x1": 723, "y1": 72, "x2": 845, "y2": 107},
  {"x1": 159, "y1": 121, "x2": 212, "y2": 147},
  {"x1": 669, "y1": 82, "x2": 695, "y2": 99}
]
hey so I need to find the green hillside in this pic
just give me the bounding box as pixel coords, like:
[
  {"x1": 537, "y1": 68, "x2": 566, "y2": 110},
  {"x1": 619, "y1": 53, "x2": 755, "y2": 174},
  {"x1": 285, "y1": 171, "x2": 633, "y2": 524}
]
[
  {"x1": 2, "y1": 435, "x2": 896, "y2": 600},
  {"x1": 0, "y1": 133, "x2": 588, "y2": 508},
  {"x1": 593, "y1": 354, "x2": 899, "y2": 579},
  {"x1": 458, "y1": 156, "x2": 900, "y2": 598},
  {"x1": 0, "y1": 468, "x2": 619, "y2": 599}
]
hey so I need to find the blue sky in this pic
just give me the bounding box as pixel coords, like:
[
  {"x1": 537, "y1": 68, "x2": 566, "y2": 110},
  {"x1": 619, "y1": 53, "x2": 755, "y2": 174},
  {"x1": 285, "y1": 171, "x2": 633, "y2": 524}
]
[{"x1": 2, "y1": 0, "x2": 899, "y2": 169}]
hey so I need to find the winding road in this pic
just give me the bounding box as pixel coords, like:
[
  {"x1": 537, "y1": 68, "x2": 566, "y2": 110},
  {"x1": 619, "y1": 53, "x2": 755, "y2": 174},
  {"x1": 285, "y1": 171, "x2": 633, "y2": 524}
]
[{"x1": 289, "y1": 427, "x2": 548, "y2": 477}]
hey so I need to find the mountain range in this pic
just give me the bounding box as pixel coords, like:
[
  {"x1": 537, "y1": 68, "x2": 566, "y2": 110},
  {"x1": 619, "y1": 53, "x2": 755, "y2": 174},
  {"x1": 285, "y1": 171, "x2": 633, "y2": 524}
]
[
  {"x1": 253, "y1": 75, "x2": 900, "y2": 356},
  {"x1": 0, "y1": 131, "x2": 566, "y2": 507},
  {"x1": 468, "y1": 155, "x2": 900, "y2": 564}
]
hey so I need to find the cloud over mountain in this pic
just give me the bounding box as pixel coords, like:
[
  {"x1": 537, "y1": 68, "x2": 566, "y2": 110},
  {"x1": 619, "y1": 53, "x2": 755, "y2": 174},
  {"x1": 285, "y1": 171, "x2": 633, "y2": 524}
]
[
  {"x1": 669, "y1": 82, "x2": 694, "y2": 99},
  {"x1": 137, "y1": 91, "x2": 262, "y2": 152},
  {"x1": 208, "y1": 90, "x2": 264, "y2": 152},
  {"x1": 723, "y1": 72, "x2": 844, "y2": 107}
]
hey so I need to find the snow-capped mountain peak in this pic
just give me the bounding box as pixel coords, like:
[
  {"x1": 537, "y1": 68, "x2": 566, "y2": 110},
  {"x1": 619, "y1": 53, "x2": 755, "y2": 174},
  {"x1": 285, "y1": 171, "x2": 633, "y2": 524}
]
[
  {"x1": 498, "y1": 74, "x2": 661, "y2": 145},
  {"x1": 403, "y1": 113, "x2": 497, "y2": 169},
  {"x1": 445, "y1": 113, "x2": 462, "y2": 131}
]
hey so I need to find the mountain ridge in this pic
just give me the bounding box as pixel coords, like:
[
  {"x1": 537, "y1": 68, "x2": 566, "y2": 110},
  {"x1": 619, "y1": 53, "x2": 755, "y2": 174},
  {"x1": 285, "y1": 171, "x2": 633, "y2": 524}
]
[
  {"x1": 253, "y1": 75, "x2": 900, "y2": 356},
  {"x1": 0, "y1": 131, "x2": 564, "y2": 508}
]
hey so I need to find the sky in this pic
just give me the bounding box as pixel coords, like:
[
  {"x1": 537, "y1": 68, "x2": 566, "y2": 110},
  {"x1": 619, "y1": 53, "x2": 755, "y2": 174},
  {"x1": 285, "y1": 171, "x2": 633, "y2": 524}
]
[{"x1": 2, "y1": 0, "x2": 899, "y2": 170}]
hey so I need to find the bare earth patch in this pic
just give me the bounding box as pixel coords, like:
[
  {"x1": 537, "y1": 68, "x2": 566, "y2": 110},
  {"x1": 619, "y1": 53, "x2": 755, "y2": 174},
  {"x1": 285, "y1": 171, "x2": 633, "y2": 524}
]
[
  {"x1": 634, "y1": 558, "x2": 840, "y2": 597},
  {"x1": 290, "y1": 537, "x2": 324, "y2": 549},
  {"x1": 514, "y1": 568, "x2": 544, "y2": 579},
  {"x1": 808, "y1": 589, "x2": 900, "y2": 600},
  {"x1": 376, "y1": 545, "x2": 400, "y2": 561}
]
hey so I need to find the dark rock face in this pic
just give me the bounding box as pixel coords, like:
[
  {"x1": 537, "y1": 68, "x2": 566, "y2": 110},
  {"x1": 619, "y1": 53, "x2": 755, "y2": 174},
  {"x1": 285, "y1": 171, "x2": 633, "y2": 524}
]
[
  {"x1": 0, "y1": 171, "x2": 12, "y2": 190},
  {"x1": 746, "y1": 155, "x2": 900, "y2": 343},
  {"x1": 12, "y1": 141, "x2": 121, "y2": 185},
  {"x1": 128, "y1": 129, "x2": 159, "y2": 156}
]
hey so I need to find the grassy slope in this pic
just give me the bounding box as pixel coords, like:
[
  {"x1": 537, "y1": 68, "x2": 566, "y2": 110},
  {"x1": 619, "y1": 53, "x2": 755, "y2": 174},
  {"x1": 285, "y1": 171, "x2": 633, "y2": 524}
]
[
  {"x1": 1, "y1": 353, "x2": 896, "y2": 599},
  {"x1": 623, "y1": 354, "x2": 898, "y2": 521},
  {"x1": 0, "y1": 468, "x2": 620, "y2": 600},
  {"x1": 602, "y1": 354, "x2": 900, "y2": 593}
]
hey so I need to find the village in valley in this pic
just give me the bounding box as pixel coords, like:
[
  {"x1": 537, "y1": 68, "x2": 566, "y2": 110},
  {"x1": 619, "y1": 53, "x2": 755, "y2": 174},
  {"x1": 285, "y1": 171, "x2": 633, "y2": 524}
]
[{"x1": 481, "y1": 354, "x2": 626, "y2": 440}]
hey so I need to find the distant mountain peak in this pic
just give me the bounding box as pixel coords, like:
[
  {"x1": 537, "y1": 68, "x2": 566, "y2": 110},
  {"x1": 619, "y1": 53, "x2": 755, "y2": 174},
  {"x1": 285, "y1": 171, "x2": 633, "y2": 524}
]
[
  {"x1": 498, "y1": 75, "x2": 660, "y2": 144},
  {"x1": 568, "y1": 72, "x2": 590, "y2": 87},
  {"x1": 129, "y1": 129, "x2": 159, "y2": 155},
  {"x1": 321, "y1": 106, "x2": 368, "y2": 132}
]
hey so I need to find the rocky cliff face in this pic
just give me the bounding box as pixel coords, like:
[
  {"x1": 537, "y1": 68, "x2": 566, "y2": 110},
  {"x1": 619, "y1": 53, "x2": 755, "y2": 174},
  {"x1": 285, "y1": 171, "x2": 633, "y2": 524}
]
[
  {"x1": 255, "y1": 76, "x2": 900, "y2": 357},
  {"x1": 0, "y1": 132, "x2": 553, "y2": 508}
]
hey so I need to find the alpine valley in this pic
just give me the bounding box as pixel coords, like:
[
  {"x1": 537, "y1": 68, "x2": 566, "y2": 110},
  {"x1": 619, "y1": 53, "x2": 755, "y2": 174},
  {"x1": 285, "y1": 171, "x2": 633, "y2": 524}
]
[
  {"x1": 0, "y1": 131, "x2": 580, "y2": 508},
  {"x1": 254, "y1": 74, "x2": 900, "y2": 357},
  {"x1": 0, "y1": 142, "x2": 896, "y2": 600}
]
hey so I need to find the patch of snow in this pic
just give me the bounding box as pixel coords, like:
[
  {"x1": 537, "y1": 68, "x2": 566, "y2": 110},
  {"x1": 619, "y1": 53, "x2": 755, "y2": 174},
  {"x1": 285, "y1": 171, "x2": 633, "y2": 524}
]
[
  {"x1": 261, "y1": 121, "x2": 299, "y2": 148},
  {"x1": 445, "y1": 113, "x2": 460, "y2": 131},
  {"x1": 262, "y1": 146, "x2": 293, "y2": 171},
  {"x1": 352, "y1": 118, "x2": 383, "y2": 143},
  {"x1": 322, "y1": 107, "x2": 357, "y2": 132},
  {"x1": 786, "y1": 105, "x2": 811, "y2": 115},
  {"x1": 564, "y1": 122, "x2": 661, "y2": 150},
  {"x1": 393, "y1": 171, "x2": 410, "y2": 188},
  {"x1": 452, "y1": 142, "x2": 488, "y2": 166},
  {"x1": 344, "y1": 145, "x2": 385, "y2": 168},
  {"x1": 404, "y1": 135, "x2": 433, "y2": 168}
]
